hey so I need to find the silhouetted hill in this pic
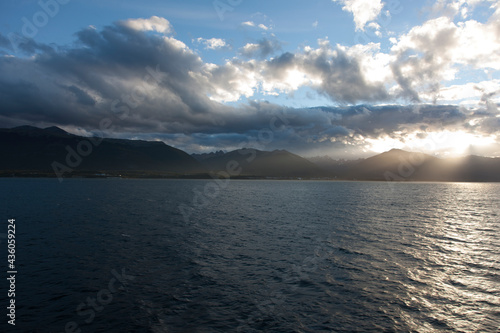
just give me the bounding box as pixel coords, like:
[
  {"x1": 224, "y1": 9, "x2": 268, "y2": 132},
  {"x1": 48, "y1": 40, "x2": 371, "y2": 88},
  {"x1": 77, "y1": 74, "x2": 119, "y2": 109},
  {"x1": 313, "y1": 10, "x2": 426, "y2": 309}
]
[
  {"x1": 191, "y1": 150, "x2": 225, "y2": 162},
  {"x1": 415, "y1": 154, "x2": 500, "y2": 182},
  {"x1": 0, "y1": 126, "x2": 203, "y2": 174},
  {"x1": 1, "y1": 126, "x2": 499, "y2": 181},
  {"x1": 311, "y1": 148, "x2": 500, "y2": 182},
  {"x1": 43, "y1": 126, "x2": 70, "y2": 135},
  {"x1": 347, "y1": 149, "x2": 437, "y2": 180},
  {"x1": 201, "y1": 148, "x2": 326, "y2": 177}
]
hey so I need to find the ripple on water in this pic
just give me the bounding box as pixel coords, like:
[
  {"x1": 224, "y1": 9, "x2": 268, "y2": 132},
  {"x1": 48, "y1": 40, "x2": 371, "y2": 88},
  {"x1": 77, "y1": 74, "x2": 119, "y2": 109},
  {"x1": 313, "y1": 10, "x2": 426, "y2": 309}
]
[{"x1": 1, "y1": 179, "x2": 499, "y2": 332}]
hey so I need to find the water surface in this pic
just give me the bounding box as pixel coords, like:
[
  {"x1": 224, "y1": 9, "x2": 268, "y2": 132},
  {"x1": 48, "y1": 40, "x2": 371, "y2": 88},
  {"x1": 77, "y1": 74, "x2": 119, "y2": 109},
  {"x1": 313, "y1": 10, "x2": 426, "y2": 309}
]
[{"x1": 0, "y1": 179, "x2": 499, "y2": 332}]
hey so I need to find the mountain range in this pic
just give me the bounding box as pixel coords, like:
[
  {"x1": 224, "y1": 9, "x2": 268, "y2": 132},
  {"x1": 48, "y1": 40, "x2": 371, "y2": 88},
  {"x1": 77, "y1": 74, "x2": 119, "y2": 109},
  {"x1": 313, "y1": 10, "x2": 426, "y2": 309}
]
[
  {"x1": 316, "y1": 149, "x2": 500, "y2": 182},
  {"x1": 1, "y1": 126, "x2": 499, "y2": 182},
  {"x1": 0, "y1": 125, "x2": 202, "y2": 176}
]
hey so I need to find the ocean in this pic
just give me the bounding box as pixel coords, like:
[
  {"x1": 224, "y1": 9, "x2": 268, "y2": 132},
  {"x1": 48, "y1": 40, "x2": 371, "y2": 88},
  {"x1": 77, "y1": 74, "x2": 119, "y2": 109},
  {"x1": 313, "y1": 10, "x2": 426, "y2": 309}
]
[{"x1": 1, "y1": 178, "x2": 499, "y2": 332}]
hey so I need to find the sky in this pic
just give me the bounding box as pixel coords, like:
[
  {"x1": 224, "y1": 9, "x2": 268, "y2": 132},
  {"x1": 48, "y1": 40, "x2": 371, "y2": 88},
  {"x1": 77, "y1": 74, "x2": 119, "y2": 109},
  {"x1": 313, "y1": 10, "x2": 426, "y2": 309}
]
[{"x1": 0, "y1": 0, "x2": 499, "y2": 158}]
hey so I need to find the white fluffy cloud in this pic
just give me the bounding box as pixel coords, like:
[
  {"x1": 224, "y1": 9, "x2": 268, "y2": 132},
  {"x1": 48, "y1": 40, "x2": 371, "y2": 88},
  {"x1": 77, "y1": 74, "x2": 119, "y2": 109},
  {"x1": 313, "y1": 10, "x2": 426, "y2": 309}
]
[
  {"x1": 211, "y1": 39, "x2": 390, "y2": 104},
  {"x1": 241, "y1": 21, "x2": 271, "y2": 31},
  {"x1": 390, "y1": 4, "x2": 500, "y2": 101},
  {"x1": 241, "y1": 21, "x2": 255, "y2": 27},
  {"x1": 430, "y1": 0, "x2": 497, "y2": 19},
  {"x1": 121, "y1": 16, "x2": 173, "y2": 34},
  {"x1": 241, "y1": 43, "x2": 261, "y2": 55},
  {"x1": 195, "y1": 38, "x2": 227, "y2": 50},
  {"x1": 201, "y1": 60, "x2": 261, "y2": 103},
  {"x1": 423, "y1": 79, "x2": 500, "y2": 103},
  {"x1": 333, "y1": 0, "x2": 384, "y2": 31}
]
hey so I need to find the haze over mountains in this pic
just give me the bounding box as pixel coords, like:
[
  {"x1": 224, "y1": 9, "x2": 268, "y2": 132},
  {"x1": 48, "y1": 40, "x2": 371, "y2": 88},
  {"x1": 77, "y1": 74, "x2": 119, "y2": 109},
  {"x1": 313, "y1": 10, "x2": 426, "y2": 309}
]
[
  {"x1": 1, "y1": 126, "x2": 500, "y2": 182},
  {"x1": 315, "y1": 149, "x2": 500, "y2": 182}
]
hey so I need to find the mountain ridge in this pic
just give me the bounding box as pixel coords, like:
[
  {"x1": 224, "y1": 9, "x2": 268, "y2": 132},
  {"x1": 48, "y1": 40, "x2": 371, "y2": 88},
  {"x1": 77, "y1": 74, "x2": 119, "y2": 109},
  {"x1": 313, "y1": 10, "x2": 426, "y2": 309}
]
[
  {"x1": 1, "y1": 126, "x2": 500, "y2": 181},
  {"x1": 0, "y1": 126, "x2": 203, "y2": 175},
  {"x1": 200, "y1": 148, "x2": 326, "y2": 178}
]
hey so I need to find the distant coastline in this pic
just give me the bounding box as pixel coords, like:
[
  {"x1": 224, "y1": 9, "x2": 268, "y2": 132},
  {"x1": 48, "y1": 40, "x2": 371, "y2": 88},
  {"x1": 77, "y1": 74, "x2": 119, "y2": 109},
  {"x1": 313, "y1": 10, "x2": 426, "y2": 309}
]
[{"x1": 2, "y1": 172, "x2": 500, "y2": 183}]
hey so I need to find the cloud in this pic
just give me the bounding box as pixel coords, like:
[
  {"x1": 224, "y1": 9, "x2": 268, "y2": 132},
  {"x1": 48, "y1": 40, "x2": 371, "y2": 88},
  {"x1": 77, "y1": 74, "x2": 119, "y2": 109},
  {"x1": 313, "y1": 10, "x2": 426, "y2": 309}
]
[
  {"x1": 420, "y1": 79, "x2": 500, "y2": 103},
  {"x1": 0, "y1": 14, "x2": 495, "y2": 113},
  {"x1": 333, "y1": 0, "x2": 384, "y2": 31},
  {"x1": 390, "y1": 7, "x2": 500, "y2": 101},
  {"x1": 67, "y1": 85, "x2": 96, "y2": 106},
  {"x1": 258, "y1": 40, "x2": 390, "y2": 103},
  {"x1": 0, "y1": 34, "x2": 11, "y2": 49},
  {"x1": 0, "y1": 16, "x2": 499, "y2": 157},
  {"x1": 241, "y1": 21, "x2": 255, "y2": 27},
  {"x1": 0, "y1": 20, "x2": 221, "y2": 133},
  {"x1": 210, "y1": 39, "x2": 391, "y2": 103},
  {"x1": 239, "y1": 38, "x2": 282, "y2": 59},
  {"x1": 200, "y1": 59, "x2": 261, "y2": 102},
  {"x1": 241, "y1": 21, "x2": 271, "y2": 30},
  {"x1": 120, "y1": 16, "x2": 173, "y2": 34},
  {"x1": 0, "y1": 33, "x2": 54, "y2": 55},
  {"x1": 115, "y1": 103, "x2": 495, "y2": 158},
  {"x1": 429, "y1": 0, "x2": 496, "y2": 19},
  {"x1": 195, "y1": 37, "x2": 227, "y2": 50},
  {"x1": 366, "y1": 22, "x2": 382, "y2": 37}
]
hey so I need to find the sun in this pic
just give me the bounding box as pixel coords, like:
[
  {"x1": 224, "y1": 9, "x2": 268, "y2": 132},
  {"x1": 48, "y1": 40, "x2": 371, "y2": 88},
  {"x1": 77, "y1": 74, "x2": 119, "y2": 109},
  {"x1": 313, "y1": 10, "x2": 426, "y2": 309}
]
[
  {"x1": 366, "y1": 130, "x2": 497, "y2": 156},
  {"x1": 421, "y1": 131, "x2": 496, "y2": 156}
]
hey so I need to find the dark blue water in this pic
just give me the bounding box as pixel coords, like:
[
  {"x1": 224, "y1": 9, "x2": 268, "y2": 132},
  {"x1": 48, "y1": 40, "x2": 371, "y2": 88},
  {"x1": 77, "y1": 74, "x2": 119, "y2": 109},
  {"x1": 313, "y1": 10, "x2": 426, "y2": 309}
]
[{"x1": 0, "y1": 179, "x2": 499, "y2": 332}]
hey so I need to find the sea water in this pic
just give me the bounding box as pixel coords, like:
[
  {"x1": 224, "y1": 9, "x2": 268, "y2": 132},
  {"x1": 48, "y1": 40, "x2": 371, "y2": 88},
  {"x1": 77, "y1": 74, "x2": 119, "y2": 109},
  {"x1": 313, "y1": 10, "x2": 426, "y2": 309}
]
[{"x1": 0, "y1": 179, "x2": 499, "y2": 332}]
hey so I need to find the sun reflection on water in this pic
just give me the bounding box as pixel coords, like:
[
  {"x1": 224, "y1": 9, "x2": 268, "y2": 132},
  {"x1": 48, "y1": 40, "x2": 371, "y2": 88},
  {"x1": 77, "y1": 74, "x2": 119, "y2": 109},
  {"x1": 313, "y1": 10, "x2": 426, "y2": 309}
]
[{"x1": 400, "y1": 183, "x2": 500, "y2": 332}]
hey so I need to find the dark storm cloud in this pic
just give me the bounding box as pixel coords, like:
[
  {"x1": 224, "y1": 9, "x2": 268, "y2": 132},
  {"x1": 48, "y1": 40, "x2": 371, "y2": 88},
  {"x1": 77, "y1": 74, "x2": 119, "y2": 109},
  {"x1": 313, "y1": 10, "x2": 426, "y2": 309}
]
[
  {"x1": 67, "y1": 85, "x2": 96, "y2": 106},
  {"x1": 0, "y1": 22, "x2": 403, "y2": 133},
  {"x1": 0, "y1": 20, "x2": 225, "y2": 132},
  {"x1": 0, "y1": 32, "x2": 55, "y2": 55},
  {"x1": 0, "y1": 18, "x2": 498, "y2": 156},
  {"x1": 329, "y1": 104, "x2": 468, "y2": 136},
  {"x1": 141, "y1": 102, "x2": 475, "y2": 155}
]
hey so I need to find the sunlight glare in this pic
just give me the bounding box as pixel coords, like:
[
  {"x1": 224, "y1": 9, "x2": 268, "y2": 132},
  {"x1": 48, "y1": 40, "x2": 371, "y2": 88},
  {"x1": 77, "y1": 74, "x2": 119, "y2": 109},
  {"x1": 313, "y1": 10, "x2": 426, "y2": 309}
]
[{"x1": 366, "y1": 130, "x2": 497, "y2": 156}]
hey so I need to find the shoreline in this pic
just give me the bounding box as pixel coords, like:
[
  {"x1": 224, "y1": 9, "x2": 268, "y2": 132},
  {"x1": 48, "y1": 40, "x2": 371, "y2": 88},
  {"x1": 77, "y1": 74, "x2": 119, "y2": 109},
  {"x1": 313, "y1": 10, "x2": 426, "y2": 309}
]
[{"x1": 1, "y1": 172, "x2": 499, "y2": 183}]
